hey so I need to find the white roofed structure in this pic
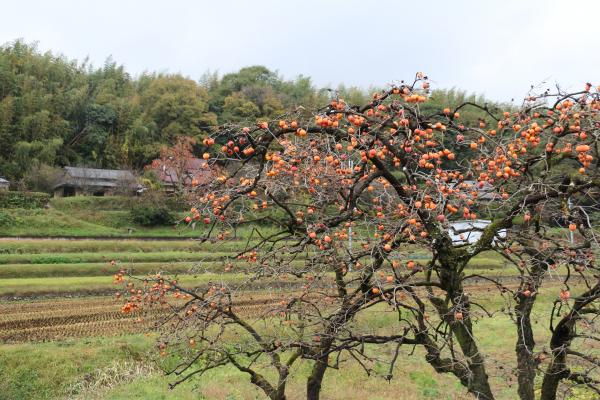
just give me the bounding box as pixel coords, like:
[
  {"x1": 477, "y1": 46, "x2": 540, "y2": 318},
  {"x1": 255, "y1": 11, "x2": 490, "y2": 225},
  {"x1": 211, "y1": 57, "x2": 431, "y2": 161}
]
[{"x1": 448, "y1": 219, "x2": 507, "y2": 245}]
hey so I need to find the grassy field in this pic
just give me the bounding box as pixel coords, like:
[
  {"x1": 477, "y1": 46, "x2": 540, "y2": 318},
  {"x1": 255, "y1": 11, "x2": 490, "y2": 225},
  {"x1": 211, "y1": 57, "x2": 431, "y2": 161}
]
[
  {"x1": 0, "y1": 239, "x2": 206, "y2": 254},
  {"x1": 0, "y1": 237, "x2": 520, "y2": 297},
  {"x1": 0, "y1": 197, "x2": 594, "y2": 399},
  {"x1": 0, "y1": 196, "x2": 192, "y2": 237},
  {"x1": 1, "y1": 333, "x2": 472, "y2": 400},
  {"x1": 0, "y1": 238, "x2": 588, "y2": 399},
  {"x1": 0, "y1": 196, "x2": 283, "y2": 238},
  {"x1": 0, "y1": 237, "x2": 254, "y2": 297},
  {"x1": 0, "y1": 250, "x2": 237, "y2": 265},
  {"x1": 0, "y1": 207, "x2": 198, "y2": 237},
  {"x1": 1, "y1": 287, "x2": 585, "y2": 400},
  {"x1": 0, "y1": 274, "x2": 253, "y2": 296}
]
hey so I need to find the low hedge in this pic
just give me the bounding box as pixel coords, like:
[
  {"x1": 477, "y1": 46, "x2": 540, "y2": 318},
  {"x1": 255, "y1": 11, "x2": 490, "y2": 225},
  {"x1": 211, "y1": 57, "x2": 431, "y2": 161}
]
[
  {"x1": 130, "y1": 205, "x2": 175, "y2": 226},
  {"x1": 0, "y1": 191, "x2": 51, "y2": 209}
]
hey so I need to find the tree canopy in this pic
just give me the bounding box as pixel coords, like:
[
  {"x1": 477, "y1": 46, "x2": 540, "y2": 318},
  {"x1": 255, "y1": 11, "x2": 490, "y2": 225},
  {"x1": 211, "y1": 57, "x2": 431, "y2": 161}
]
[
  {"x1": 0, "y1": 40, "x2": 503, "y2": 186},
  {"x1": 117, "y1": 74, "x2": 600, "y2": 400}
]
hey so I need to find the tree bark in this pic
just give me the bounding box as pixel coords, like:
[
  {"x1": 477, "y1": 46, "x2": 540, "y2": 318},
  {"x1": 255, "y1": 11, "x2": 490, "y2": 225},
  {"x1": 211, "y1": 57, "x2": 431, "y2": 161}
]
[
  {"x1": 307, "y1": 354, "x2": 329, "y2": 400},
  {"x1": 436, "y1": 260, "x2": 495, "y2": 400},
  {"x1": 540, "y1": 332, "x2": 570, "y2": 400},
  {"x1": 249, "y1": 371, "x2": 286, "y2": 400},
  {"x1": 451, "y1": 320, "x2": 495, "y2": 400},
  {"x1": 515, "y1": 296, "x2": 537, "y2": 400},
  {"x1": 514, "y1": 257, "x2": 545, "y2": 400},
  {"x1": 540, "y1": 282, "x2": 600, "y2": 399}
]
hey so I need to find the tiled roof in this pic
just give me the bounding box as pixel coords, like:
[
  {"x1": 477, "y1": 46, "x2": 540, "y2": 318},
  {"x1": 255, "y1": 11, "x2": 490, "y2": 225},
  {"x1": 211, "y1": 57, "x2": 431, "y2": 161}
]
[{"x1": 54, "y1": 167, "x2": 138, "y2": 189}]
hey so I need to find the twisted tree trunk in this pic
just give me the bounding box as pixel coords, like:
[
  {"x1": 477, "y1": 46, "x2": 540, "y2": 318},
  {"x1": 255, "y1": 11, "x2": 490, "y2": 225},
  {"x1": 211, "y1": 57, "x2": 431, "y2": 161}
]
[
  {"x1": 437, "y1": 257, "x2": 495, "y2": 400},
  {"x1": 307, "y1": 353, "x2": 329, "y2": 400},
  {"x1": 451, "y1": 318, "x2": 495, "y2": 399},
  {"x1": 540, "y1": 324, "x2": 571, "y2": 400},
  {"x1": 515, "y1": 295, "x2": 537, "y2": 400},
  {"x1": 515, "y1": 257, "x2": 546, "y2": 400},
  {"x1": 541, "y1": 282, "x2": 600, "y2": 399}
]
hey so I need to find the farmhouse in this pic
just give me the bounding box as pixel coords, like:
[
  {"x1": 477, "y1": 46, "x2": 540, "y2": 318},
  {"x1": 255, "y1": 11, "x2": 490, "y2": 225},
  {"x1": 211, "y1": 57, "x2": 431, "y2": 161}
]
[
  {"x1": 53, "y1": 167, "x2": 140, "y2": 197},
  {"x1": 0, "y1": 177, "x2": 9, "y2": 191},
  {"x1": 151, "y1": 158, "x2": 214, "y2": 193}
]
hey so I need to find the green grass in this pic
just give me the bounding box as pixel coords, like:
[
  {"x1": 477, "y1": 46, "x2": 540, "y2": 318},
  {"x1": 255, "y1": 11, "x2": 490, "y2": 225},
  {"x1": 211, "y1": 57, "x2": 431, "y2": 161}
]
[
  {"x1": 0, "y1": 208, "x2": 121, "y2": 237},
  {"x1": 0, "y1": 206, "x2": 282, "y2": 238},
  {"x1": 0, "y1": 274, "x2": 249, "y2": 296},
  {"x1": 0, "y1": 261, "x2": 197, "y2": 278},
  {"x1": 0, "y1": 332, "x2": 470, "y2": 400},
  {"x1": 0, "y1": 233, "x2": 548, "y2": 296},
  {"x1": 0, "y1": 207, "x2": 196, "y2": 237},
  {"x1": 0, "y1": 239, "x2": 200, "y2": 254},
  {"x1": 0, "y1": 239, "x2": 262, "y2": 254},
  {"x1": 49, "y1": 196, "x2": 137, "y2": 212},
  {"x1": 0, "y1": 234, "x2": 535, "y2": 295},
  {"x1": 2, "y1": 287, "x2": 593, "y2": 400},
  {"x1": 0, "y1": 268, "x2": 547, "y2": 297},
  {"x1": 0, "y1": 259, "x2": 314, "y2": 278},
  {"x1": 0, "y1": 250, "x2": 235, "y2": 265},
  {"x1": 0, "y1": 195, "x2": 285, "y2": 238}
]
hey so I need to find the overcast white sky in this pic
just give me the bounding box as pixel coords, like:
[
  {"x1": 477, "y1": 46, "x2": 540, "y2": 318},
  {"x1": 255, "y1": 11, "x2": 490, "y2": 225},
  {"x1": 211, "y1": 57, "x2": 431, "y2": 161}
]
[{"x1": 1, "y1": 0, "x2": 598, "y2": 102}]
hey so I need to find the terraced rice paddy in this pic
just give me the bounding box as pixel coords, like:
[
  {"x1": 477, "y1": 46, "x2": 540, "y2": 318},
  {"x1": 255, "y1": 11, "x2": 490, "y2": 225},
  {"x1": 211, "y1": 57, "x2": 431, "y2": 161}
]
[
  {"x1": 0, "y1": 239, "x2": 216, "y2": 338},
  {"x1": 0, "y1": 237, "x2": 535, "y2": 345},
  {"x1": 0, "y1": 237, "x2": 571, "y2": 343},
  {"x1": 0, "y1": 236, "x2": 594, "y2": 400},
  {"x1": 0, "y1": 293, "x2": 292, "y2": 343},
  {"x1": 0, "y1": 238, "x2": 503, "y2": 342}
]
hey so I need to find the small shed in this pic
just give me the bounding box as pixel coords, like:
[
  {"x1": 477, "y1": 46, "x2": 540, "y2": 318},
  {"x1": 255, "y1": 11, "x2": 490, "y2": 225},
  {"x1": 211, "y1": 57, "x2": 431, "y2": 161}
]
[
  {"x1": 53, "y1": 167, "x2": 140, "y2": 197},
  {"x1": 0, "y1": 177, "x2": 9, "y2": 191}
]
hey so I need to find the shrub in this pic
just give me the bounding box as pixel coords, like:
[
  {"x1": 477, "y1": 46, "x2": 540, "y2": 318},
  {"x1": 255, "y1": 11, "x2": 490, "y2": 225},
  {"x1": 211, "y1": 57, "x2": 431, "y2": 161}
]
[
  {"x1": 130, "y1": 205, "x2": 175, "y2": 226},
  {"x1": 0, "y1": 211, "x2": 16, "y2": 226},
  {"x1": 0, "y1": 191, "x2": 51, "y2": 209},
  {"x1": 22, "y1": 163, "x2": 63, "y2": 193}
]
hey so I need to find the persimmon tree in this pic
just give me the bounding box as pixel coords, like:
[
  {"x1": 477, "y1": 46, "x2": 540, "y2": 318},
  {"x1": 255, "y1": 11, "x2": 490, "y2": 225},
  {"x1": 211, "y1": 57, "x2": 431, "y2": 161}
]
[{"x1": 118, "y1": 74, "x2": 600, "y2": 400}]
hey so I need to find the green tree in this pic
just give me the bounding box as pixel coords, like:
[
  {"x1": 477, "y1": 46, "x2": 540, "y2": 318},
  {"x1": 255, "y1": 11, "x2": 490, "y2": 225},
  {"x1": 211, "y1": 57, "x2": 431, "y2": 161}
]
[{"x1": 139, "y1": 74, "x2": 216, "y2": 141}]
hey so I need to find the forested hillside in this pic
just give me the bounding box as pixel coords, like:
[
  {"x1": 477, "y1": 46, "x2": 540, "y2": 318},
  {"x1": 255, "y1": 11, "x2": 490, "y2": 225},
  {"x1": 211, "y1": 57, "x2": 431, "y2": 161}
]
[{"x1": 0, "y1": 40, "x2": 495, "y2": 185}]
